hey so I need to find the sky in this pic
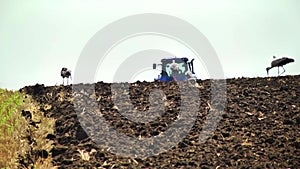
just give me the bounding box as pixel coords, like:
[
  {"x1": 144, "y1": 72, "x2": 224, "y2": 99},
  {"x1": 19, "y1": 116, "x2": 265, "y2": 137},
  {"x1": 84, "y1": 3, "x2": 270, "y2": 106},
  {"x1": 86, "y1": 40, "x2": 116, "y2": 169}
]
[{"x1": 1, "y1": 0, "x2": 299, "y2": 90}]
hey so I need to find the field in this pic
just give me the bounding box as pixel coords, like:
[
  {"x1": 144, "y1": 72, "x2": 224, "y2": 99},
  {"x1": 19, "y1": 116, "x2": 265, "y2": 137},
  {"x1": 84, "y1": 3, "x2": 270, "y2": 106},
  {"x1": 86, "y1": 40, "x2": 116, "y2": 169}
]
[
  {"x1": 0, "y1": 89, "x2": 55, "y2": 168},
  {"x1": 1, "y1": 75, "x2": 300, "y2": 168}
]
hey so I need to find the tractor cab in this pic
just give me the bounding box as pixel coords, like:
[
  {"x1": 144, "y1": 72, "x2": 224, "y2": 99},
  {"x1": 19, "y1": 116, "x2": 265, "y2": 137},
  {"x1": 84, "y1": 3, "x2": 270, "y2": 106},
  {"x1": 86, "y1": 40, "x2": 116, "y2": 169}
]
[{"x1": 153, "y1": 57, "x2": 196, "y2": 82}]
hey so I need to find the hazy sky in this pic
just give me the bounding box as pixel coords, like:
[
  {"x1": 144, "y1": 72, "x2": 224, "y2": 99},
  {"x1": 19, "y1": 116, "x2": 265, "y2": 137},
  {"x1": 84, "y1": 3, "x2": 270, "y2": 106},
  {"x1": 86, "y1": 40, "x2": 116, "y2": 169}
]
[{"x1": 1, "y1": 0, "x2": 299, "y2": 90}]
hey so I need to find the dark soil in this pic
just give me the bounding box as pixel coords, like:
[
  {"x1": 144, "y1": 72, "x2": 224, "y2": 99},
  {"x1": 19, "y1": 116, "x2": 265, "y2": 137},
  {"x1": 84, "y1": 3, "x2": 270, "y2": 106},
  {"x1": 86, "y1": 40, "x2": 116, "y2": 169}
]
[{"x1": 20, "y1": 75, "x2": 300, "y2": 168}]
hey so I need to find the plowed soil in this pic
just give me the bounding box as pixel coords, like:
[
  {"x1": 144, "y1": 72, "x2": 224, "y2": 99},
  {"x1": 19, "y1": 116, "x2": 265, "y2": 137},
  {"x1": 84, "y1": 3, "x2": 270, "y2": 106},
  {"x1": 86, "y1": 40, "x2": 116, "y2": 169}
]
[{"x1": 20, "y1": 75, "x2": 300, "y2": 169}]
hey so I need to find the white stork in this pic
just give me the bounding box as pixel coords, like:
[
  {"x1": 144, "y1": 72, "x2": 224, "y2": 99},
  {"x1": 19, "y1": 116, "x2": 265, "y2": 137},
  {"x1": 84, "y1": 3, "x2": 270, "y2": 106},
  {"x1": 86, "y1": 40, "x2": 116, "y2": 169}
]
[
  {"x1": 61, "y1": 67, "x2": 72, "y2": 85},
  {"x1": 266, "y1": 56, "x2": 295, "y2": 76}
]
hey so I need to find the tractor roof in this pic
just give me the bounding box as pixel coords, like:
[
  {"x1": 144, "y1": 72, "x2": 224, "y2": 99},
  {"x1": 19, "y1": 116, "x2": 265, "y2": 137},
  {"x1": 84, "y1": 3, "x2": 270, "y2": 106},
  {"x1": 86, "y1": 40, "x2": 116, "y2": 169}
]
[{"x1": 161, "y1": 57, "x2": 189, "y2": 63}]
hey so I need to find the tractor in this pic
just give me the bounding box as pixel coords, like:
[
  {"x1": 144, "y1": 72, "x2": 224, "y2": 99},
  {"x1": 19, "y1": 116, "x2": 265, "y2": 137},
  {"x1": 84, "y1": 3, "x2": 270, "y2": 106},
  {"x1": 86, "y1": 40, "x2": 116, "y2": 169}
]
[{"x1": 153, "y1": 57, "x2": 197, "y2": 82}]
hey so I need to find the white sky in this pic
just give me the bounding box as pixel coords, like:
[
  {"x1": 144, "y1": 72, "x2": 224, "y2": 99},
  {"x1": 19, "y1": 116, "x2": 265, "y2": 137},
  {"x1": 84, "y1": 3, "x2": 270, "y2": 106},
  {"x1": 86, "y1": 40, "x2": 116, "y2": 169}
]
[{"x1": 0, "y1": 0, "x2": 299, "y2": 90}]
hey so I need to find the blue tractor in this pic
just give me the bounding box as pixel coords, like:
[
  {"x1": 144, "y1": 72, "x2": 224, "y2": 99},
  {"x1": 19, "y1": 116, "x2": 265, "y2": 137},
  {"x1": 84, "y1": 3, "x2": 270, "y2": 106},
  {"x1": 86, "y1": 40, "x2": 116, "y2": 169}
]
[{"x1": 153, "y1": 57, "x2": 197, "y2": 82}]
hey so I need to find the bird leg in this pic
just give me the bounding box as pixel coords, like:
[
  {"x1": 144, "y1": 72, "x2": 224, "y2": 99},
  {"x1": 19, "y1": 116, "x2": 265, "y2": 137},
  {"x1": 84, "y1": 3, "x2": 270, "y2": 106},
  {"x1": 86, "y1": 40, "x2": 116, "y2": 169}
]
[
  {"x1": 279, "y1": 66, "x2": 286, "y2": 76},
  {"x1": 69, "y1": 76, "x2": 72, "y2": 85}
]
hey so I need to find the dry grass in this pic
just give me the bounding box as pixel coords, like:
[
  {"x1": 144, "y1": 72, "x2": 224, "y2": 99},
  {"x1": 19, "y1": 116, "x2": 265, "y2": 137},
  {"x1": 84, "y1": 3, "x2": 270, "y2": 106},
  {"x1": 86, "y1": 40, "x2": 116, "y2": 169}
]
[{"x1": 0, "y1": 89, "x2": 56, "y2": 169}]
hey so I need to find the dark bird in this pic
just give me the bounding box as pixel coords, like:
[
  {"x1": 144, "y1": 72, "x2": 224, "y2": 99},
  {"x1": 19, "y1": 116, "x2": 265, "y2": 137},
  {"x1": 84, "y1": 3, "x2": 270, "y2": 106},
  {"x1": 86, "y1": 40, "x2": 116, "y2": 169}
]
[
  {"x1": 266, "y1": 56, "x2": 295, "y2": 76},
  {"x1": 61, "y1": 67, "x2": 72, "y2": 85}
]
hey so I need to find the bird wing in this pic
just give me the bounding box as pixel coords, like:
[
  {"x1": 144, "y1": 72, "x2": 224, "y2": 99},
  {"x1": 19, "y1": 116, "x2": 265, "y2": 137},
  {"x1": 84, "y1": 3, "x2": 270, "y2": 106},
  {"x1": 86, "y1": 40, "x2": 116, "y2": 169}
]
[{"x1": 271, "y1": 57, "x2": 293, "y2": 67}]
